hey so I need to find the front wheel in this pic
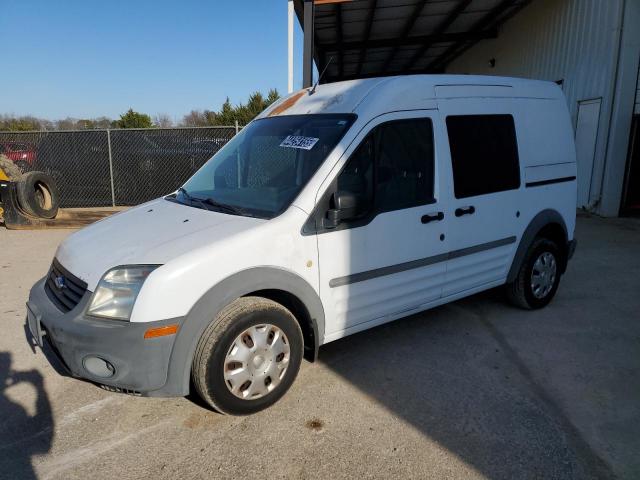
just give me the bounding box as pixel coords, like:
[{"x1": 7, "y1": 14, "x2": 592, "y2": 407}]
[
  {"x1": 192, "y1": 297, "x2": 303, "y2": 415},
  {"x1": 506, "y1": 238, "x2": 562, "y2": 309}
]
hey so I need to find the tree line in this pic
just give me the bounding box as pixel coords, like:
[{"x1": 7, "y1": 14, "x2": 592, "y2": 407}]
[{"x1": 0, "y1": 89, "x2": 280, "y2": 131}]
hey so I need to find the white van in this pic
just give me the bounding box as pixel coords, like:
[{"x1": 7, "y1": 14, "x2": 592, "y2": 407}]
[{"x1": 27, "y1": 75, "x2": 577, "y2": 414}]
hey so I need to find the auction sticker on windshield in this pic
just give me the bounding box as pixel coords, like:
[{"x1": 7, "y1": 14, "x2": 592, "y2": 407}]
[{"x1": 280, "y1": 135, "x2": 319, "y2": 150}]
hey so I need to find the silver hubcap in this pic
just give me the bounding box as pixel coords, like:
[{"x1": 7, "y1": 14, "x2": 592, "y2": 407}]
[
  {"x1": 531, "y1": 251, "x2": 557, "y2": 299},
  {"x1": 224, "y1": 324, "x2": 290, "y2": 400}
]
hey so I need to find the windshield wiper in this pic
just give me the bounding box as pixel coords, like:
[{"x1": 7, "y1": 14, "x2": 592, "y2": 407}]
[
  {"x1": 176, "y1": 187, "x2": 214, "y2": 211},
  {"x1": 199, "y1": 197, "x2": 247, "y2": 216},
  {"x1": 176, "y1": 187, "x2": 192, "y2": 203},
  {"x1": 177, "y1": 187, "x2": 245, "y2": 216}
]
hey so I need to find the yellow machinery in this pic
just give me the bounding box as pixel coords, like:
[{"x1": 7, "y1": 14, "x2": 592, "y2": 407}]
[
  {"x1": 1, "y1": 164, "x2": 122, "y2": 229},
  {"x1": 0, "y1": 165, "x2": 33, "y2": 228},
  {"x1": 0, "y1": 165, "x2": 10, "y2": 220}
]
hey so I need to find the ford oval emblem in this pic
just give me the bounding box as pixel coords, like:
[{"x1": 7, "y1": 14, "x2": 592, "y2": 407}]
[{"x1": 54, "y1": 276, "x2": 66, "y2": 289}]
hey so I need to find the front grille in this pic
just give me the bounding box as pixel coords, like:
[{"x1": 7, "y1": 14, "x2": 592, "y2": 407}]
[{"x1": 44, "y1": 259, "x2": 88, "y2": 312}]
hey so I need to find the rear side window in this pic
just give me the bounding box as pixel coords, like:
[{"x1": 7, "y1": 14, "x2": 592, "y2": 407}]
[{"x1": 446, "y1": 114, "x2": 520, "y2": 198}]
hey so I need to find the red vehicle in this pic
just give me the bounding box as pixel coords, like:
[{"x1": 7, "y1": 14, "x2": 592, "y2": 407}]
[{"x1": 0, "y1": 141, "x2": 37, "y2": 172}]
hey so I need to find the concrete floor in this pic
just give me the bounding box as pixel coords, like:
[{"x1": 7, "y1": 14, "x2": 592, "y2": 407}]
[{"x1": 0, "y1": 215, "x2": 638, "y2": 480}]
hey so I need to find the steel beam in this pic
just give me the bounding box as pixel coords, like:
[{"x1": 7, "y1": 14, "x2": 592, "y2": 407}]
[
  {"x1": 303, "y1": 0, "x2": 315, "y2": 88},
  {"x1": 404, "y1": 0, "x2": 473, "y2": 71},
  {"x1": 379, "y1": 0, "x2": 428, "y2": 73},
  {"x1": 426, "y1": 0, "x2": 517, "y2": 72},
  {"x1": 322, "y1": 29, "x2": 497, "y2": 53},
  {"x1": 355, "y1": 0, "x2": 377, "y2": 77},
  {"x1": 336, "y1": 3, "x2": 344, "y2": 78}
]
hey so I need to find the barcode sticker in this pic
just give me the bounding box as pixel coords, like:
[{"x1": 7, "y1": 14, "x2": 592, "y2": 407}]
[{"x1": 280, "y1": 135, "x2": 319, "y2": 150}]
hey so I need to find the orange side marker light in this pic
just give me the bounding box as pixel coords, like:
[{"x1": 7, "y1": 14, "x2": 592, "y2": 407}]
[{"x1": 144, "y1": 324, "x2": 179, "y2": 339}]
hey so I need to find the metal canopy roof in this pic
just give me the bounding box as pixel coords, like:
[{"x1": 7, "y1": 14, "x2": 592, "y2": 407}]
[{"x1": 293, "y1": 0, "x2": 531, "y2": 84}]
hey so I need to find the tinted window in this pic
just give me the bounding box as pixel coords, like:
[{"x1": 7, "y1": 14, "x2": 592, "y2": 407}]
[
  {"x1": 335, "y1": 118, "x2": 434, "y2": 220},
  {"x1": 337, "y1": 134, "x2": 374, "y2": 208},
  {"x1": 446, "y1": 115, "x2": 520, "y2": 198},
  {"x1": 376, "y1": 120, "x2": 434, "y2": 212}
]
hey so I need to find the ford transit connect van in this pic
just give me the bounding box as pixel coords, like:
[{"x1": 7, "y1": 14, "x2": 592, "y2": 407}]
[{"x1": 27, "y1": 75, "x2": 577, "y2": 415}]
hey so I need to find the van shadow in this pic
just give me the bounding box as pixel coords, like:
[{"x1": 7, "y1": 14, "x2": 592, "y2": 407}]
[
  {"x1": 0, "y1": 351, "x2": 53, "y2": 480},
  {"x1": 318, "y1": 289, "x2": 614, "y2": 480}
]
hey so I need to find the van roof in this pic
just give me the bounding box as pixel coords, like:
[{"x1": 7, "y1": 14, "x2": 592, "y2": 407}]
[{"x1": 258, "y1": 75, "x2": 563, "y2": 119}]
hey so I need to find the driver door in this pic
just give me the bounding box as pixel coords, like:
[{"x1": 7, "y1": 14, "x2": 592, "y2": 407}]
[{"x1": 315, "y1": 111, "x2": 450, "y2": 339}]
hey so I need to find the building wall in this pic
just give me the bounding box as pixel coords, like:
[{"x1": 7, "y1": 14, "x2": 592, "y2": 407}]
[{"x1": 446, "y1": 0, "x2": 640, "y2": 216}]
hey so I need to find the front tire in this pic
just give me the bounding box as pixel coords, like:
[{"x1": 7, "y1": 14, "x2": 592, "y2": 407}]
[
  {"x1": 506, "y1": 237, "x2": 562, "y2": 309},
  {"x1": 192, "y1": 297, "x2": 303, "y2": 415}
]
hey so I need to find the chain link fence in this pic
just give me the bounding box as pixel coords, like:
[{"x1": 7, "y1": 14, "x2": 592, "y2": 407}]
[{"x1": 0, "y1": 126, "x2": 238, "y2": 207}]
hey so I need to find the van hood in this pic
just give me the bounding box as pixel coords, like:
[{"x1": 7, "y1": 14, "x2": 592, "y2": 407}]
[{"x1": 55, "y1": 198, "x2": 265, "y2": 289}]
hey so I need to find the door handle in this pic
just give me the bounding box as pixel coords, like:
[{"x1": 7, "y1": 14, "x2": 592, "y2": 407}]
[
  {"x1": 455, "y1": 206, "x2": 475, "y2": 217},
  {"x1": 421, "y1": 211, "x2": 444, "y2": 224}
]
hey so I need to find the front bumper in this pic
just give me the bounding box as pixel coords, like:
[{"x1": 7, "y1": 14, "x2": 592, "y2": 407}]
[{"x1": 26, "y1": 277, "x2": 183, "y2": 394}]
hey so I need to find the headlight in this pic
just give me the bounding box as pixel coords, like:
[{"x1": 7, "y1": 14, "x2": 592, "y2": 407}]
[{"x1": 87, "y1": 265, "x2": 160, "y2": 320}]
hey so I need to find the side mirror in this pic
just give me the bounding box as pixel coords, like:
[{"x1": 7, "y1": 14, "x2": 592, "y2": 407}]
[{"x1": 323, "y1": 190, "x2": 364, "y2": 228}]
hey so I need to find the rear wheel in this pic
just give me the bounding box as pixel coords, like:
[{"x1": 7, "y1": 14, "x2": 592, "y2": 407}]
[
  {"x1": 192, "y1": 297, "x2": 303, "y2": 415},
  {"x1": 506, "y1": 237, "x2": 562, "y2": 309}
]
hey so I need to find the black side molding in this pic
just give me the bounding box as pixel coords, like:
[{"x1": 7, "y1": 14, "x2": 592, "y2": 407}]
[
  {"x1": 330, "y1": 236, "x2": 516, "y2": 288},
  {"x1": 525, "y1": 176, "x2": 576, "y2": 188}
]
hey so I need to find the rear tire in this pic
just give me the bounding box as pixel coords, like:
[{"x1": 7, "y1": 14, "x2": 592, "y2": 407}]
[
  {"x1": 192, "y1": 297, "x2": 303, "y2": 415},
  {"x1": 16, "y1": 171, "x2": 60, "y2": 219},
  {"x1": 506, "y1": 237, "x2": 562, "y2": 309}
]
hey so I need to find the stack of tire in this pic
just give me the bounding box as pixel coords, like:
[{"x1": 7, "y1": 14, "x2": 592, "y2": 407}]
[{"x1": 0, "y1": 154, "x2": 60, "y2": 219}]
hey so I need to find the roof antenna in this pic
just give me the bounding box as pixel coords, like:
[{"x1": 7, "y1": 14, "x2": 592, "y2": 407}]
[{"x1": 309, "y1": 56, "x2": 333, "y2": 95}]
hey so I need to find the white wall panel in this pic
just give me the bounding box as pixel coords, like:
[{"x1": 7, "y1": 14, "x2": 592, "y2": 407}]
[{"x1": 446, "y1": 0, "x2": 625, "y2": 211}]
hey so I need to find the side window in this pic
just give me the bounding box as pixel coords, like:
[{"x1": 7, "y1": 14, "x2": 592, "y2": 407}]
[
  {"x1": 337, "y1": 134, "x2": 374, "y2": 207},
  {"x1": 335, "y1": 117, "x2": 435, "y2": 219},
  {"x1": 376, "y1": 119, "x2": 434, "y2": 212},
  {"x1": 446, "y1": 114, "x2": 520, "y2": 199}
]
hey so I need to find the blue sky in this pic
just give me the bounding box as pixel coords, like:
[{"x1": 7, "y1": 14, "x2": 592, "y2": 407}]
[{"x1": 0, "y1": 0, "x2": 305, "y2": 121}]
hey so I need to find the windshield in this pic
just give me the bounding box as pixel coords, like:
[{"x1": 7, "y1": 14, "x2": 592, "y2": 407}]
[{"x1": 176, "y1": 114, "x2": 356, "y2": 218}]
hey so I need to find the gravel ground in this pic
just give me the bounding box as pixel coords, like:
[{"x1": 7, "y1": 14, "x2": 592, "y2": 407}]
[{"x1": 0, "y1": 215, "x2": 639, "y2": 480}]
